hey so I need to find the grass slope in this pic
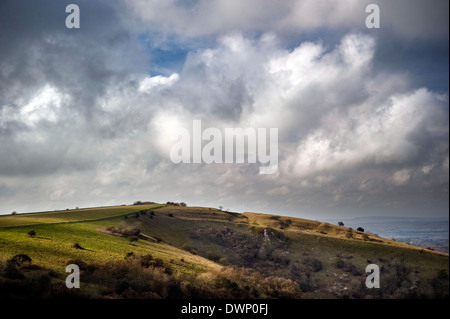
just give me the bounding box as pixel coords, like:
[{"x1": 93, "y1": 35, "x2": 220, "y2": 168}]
[{"x1": 0, "y1": 204, "x2": 448, "y2": 299}]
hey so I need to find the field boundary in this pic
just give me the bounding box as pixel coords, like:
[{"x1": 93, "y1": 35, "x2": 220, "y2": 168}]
[{"x1": 0, "y1": 205, "x2": 164, "y2": 230}]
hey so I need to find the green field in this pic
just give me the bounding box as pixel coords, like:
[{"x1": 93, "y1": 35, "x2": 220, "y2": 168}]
[
  {"x1": 0, "y1": 205, "x2": 162, "y2": 227},
  {"x1": 0, "y1": 204, "x2": 448, "y2": 299}
]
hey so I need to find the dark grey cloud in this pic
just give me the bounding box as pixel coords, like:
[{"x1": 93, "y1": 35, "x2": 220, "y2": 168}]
[
  {"x1": 127, "y1": 0, "x2": 449, "y2": 40},
  {"x1": 0, "y1": 0, "x2": 149, "y2": 178}
]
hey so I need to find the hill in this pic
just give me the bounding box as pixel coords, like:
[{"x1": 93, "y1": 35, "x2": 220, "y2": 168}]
[{"x1": 0, "y1": 204, "x2": 448, "y2": 299}]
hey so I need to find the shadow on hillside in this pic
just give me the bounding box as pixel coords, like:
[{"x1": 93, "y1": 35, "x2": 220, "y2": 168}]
[{"x1": 35, "y1": 236, "x2": 52, "y2": 240}]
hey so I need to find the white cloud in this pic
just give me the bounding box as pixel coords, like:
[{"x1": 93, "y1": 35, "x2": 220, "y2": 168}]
[
  {"x1": 19, "y1": 85, "x2": 69, "y2": 126},
  {"x1": 1, "y1": 31, "x2": 448, "y2": 217},
  {"x1": 139, "y1": 73, "x2": 180, "y2": 92}
]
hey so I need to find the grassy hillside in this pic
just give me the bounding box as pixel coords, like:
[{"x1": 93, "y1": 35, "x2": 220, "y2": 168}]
[{"x1": 0, "y1": 204, "x2": 448, "y2": 299}]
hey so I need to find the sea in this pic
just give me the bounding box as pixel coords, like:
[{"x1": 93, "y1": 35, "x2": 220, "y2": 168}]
[{"x1": 324, "y1": 217, "x2": 449, "y2": 254}]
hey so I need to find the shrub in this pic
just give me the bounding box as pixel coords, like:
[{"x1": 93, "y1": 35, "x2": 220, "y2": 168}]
[
  {"x1": 154, "y1": 236, "x2": 163, "y2": 243},
  {"x1": 141, "y1": 254, "x2": 154, "y2": 268},
  {"x1": 129, "y1": 236, "x2": 139, "y2": 244},
  {"x1": 116, "y1": 279, "x2": 130, "y2": 294},
  {"x1": 183, "y1": 244, "x2": 196, "y2": 254},
  {"x1": 27, "y1": 230, "x2": 36, "y2": 238},
  {"x1": 343, "y1": 262, "x2": 362, "y2": 276},
  {"x1": 362, "y1": 234, "x2": 370, "y2": 241},
  {"x1": 302, "y1": 257, "x2": 323, "y2": 272},
  {"x1": 152, "y1": 258, "x2": 165, "y2": 268},
  {"x1": 206, "y1": 252, "x2": 221, "y2": 263},
  {"x1": 4, "y1": 262, "x2": 24, "y2": 279},
  {"x1": 338, "y1": 222, "x2": 344, "y2": 227},
  {"x1": 4, "y1": 254, "x2": 32, "y2": 280},
  {"x1": 72, "y1": 243, "x2": 85, "y2": 250},
  {"x1": 345, "y1": 231, "x2": 353, "y2": 239},
  {"x1": 125, "y1": 252, "x2": 135, "y2": 260},
  {"x1": 168, "y1": 213, "x2": 174, "y2": 218},
  {"x1": 334, "y1": 257, "x2": 345, "y2": 269},
  {"x1": 357, "y1": 227, "x2": 365, "y2": 232},
  {"x1": 8, "y1": 254, "x2": 32, "y2": 267},
  {"x1": 117, "y1": 222, "x2": 141, "y2": 237}
]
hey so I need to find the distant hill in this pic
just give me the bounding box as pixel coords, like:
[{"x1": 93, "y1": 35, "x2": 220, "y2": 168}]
[{"x1": 0, "y1": 204, "x2": 448, "y2": 299}]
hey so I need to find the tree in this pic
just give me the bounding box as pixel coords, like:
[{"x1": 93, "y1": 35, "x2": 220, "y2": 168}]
[
  {"x1": 357, "y1": 227, "x2": 365, "y2": 232},
  {"x1": 338, "y1": 222, "x2": 344, "y2": 227},
  {"x1": 180, "y1": 202, "x2": 187, "y2": 207},
  {"x1": 218, "y1": 206, "x2": 223, "y2": 211},
  {"x1": 11, "y1": 211, "x2": 17, "y2": 215},
  {"x1": 27, "y1": 230, "x2": 36, "y2": 238}
]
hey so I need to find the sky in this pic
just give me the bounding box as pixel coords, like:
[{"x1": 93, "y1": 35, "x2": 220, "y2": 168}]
[{"x1": 0, "y1": 0, "x2": 448, "y2": 220}]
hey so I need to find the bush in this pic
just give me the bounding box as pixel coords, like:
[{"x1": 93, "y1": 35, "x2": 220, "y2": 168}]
[
  {"x1": 129, "y1": 236, "x2": 139, "y2": 244},
  {"x1": 334, "y1": 257, "x2": 345, "y2": 269},
  {"x1": 117, "y1": 222, "x2": 141, "y2": 237},
  {"x1": 338, "y1": 222, "x2": 344, "y2": 226},
  {"x1": 302, "y1": 257, "x2": 323, "y2": 272},
  {"x1": 72, "y1": 243, "x2": 85, "y2": 250},
  {"x1": 4, "y1": 262, "x2": 24, "y2": 279},
  {"x1": 357, "y1": 227, "x2": 365, "y2": 232},
  {"x1": 140, "y1": 254, "x2": 154, "y2": 268},
  {"x1": 362, "y1": 234, "x2": 370, "y2": 241},
  {"x1": 125, "y1": 252, "x2": 135, "y2": 260},
  {"x1": 206, "y1": 252, "x2": 222, "y2": 263},
  {"x1": 116, "y1": 279, "x2": 130, "y2": 294},
  {"x1": 154, "y1": 236, "x2": 163, "y2": 243},
  {"x1": 4, "y1": 254, "x2": 32, "y2": 280},
  {"x1": 8, "y1": 254, "x2": 32, "y2": 267},
  {"x1": 27, "y1": 230, "x2": 36, "y2": 238}
]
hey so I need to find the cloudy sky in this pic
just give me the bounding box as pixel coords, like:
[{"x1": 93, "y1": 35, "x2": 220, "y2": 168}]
[{"x1": 0, "y1": 0, "x2": 448, "y2": 219}]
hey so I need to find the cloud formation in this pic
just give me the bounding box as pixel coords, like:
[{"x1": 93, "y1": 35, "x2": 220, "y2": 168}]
[
  {"x1": 127, "y1": 0, "x2": 449, "y2": 39},
  {"x1": 0, "y1": 0, "x2": 448, "y2": 219}
]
